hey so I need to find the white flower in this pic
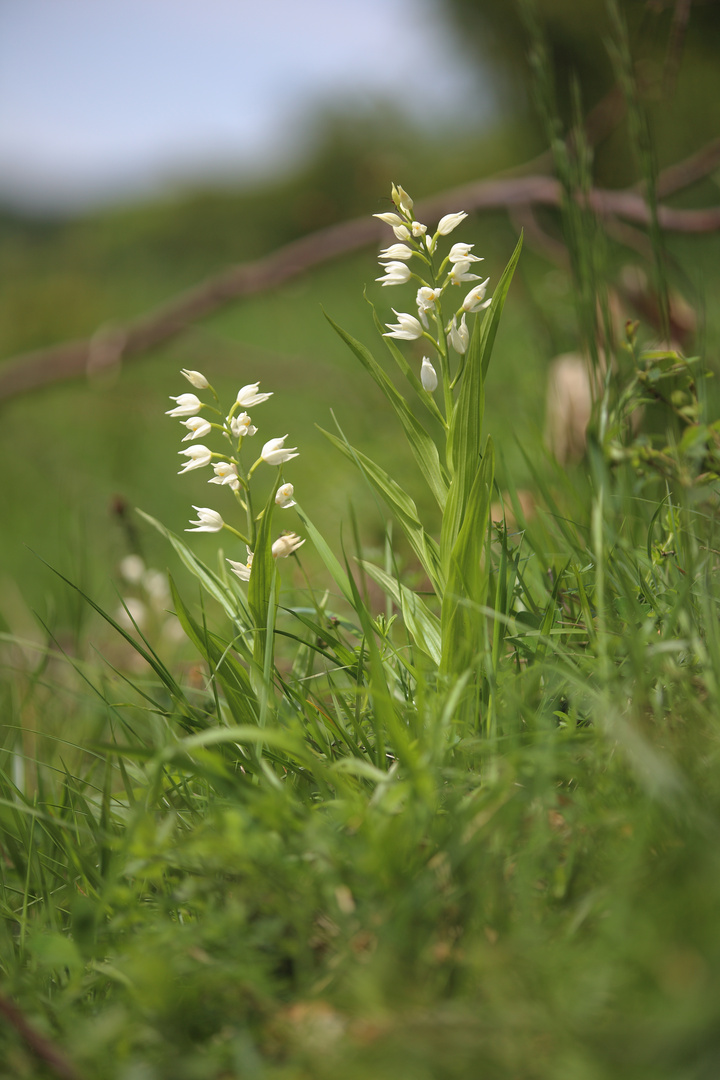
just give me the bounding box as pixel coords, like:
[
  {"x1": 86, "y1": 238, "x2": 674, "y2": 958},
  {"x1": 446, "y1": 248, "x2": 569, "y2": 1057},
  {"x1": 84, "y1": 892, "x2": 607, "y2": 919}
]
[
  {"x1": 379, "y1": 243, "x2": 413, "y2": 262},
  {"x1": 437, "y1": 211, "x2": 468, "y2": 236},
  {"x1": 448, "y1": 243, "x2": 483, "y2": 263},
  {"x1": 228, "y1": 412, "x2": 257, "y2": 438},
  {"x1": 143, "y1": 569, "x2": 170, "y2": 606},
  {"x1": 236, "y1": 382, "x2": 272, "y2": 407},
  {"x1": 383, "y1": 310, "x2": 424, "y2": 340},
  {"x1": 208, "y1": 461, "x2": 238, "y2": 485},
  {"x1": 462, "y1": 278, "x2": 492, "y2": 313},
  {"x1": 391, "y1": 184, "x2": 414, "y2": 215},
  {"x1": 181, "y1": 416, "x2": 212, "y2": 441},
  {"x1": 376, "y1": 261, "x2": 412, "y2": 287},
  {"x1": 448, "y1": 313, "x2": 469, "y2": 355},
  {"x1": 373, "y1": 211, "x2": 405, "y2": 227},
  {"x1": 119, "y1": 554, "x2": 145, "y2": 584},
  {"x1": 166, "y1": 393, "x2": 203, "y2": 417},
  {"x1": 115, "y1": 597, "x2": 148, "y2": 632},
  {"x1": 181, "y1": 369, "x2": 209, "y2": 389},
  {"x1": 261, "y1": 436, "x2": 299, "y2": 466},
  {"x1": 275, "y1": 483, "x2": 296, "y2": 509},
  {"x1": 411, "y1": 221, "x2": 427, "y2": 238},
  {"x1": 420, "y1": 357, "x2": 438, "y2": 392},
  {"x1": 272, "y1": 533, "x2": 305, "y2": 558},
  {"x1": 178, "y1": 445, "x2": 212, "y2": 474},
  {"x1": 392, "y1": 224, "x2": 411, "y2": 241},
  {"x1": 186, "y1": 507, "x2": 224, "y2": 533},
  {"x1": 448, "y1": 259, "x2": 481, "y2": 286},
  {"x1": 416, "y1": 286, "x2": 442, "y2": 329},
  {"x1": 227, "y1": 549, "x2": 253, "y2": 581}
]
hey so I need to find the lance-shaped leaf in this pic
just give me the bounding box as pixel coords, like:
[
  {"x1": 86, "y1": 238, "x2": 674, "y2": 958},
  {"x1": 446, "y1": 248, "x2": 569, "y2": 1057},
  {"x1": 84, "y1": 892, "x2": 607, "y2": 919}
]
[
  {"x1": 325, "y1": 312, "x2": 448, "y2": 511},
  {"x1": 248, "y1": 476, "x2": 280, "y2": 668},
  {"x1": 441, "y1": 436, "x2": 495, "y2": 676},
  {"x1": 442, "y1": 233, "x2": 522, "y2": 569},
  {"x1": 137, "y1": 509, "x2": 253, "y2": 648},
  {"x1": 360, "y1": 560, "x2": 442, "y2": 664},
  {"x1": 319, "y1": 426, "x2": 444, "y2": 595},
  {"x1": 169, "y1": 578, "x2": 259, "y2": 725}
]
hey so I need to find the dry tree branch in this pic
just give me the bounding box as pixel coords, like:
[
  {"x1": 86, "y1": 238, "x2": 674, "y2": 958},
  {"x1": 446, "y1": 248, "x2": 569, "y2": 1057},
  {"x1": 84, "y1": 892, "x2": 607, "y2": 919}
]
[
  {"x1": 1, "y1": 154, "x2": 720, "y2": 404},
  {"x1": 0, "y1": 990, "x2": 84, "y2": 1080}
]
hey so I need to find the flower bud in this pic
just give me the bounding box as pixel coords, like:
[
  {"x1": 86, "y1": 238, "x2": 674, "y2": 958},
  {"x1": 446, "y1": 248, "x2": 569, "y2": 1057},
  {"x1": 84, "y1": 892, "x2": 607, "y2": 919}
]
[
  {"x1": 436, "y1": 211, "x2": 468, "y2": 236},
  {"x1": 181, "y1": 369, "x2": 209, "y2": 389},
  {"x1": 420, "y1": 357, "x2": 438, "y2": 392}
]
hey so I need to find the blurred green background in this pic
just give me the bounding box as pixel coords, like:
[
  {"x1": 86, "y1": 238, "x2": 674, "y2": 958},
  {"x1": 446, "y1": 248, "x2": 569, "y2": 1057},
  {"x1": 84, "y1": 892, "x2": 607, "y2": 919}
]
[{"x1": 2, "y1": 0, "x2": 719, "y2": 639}]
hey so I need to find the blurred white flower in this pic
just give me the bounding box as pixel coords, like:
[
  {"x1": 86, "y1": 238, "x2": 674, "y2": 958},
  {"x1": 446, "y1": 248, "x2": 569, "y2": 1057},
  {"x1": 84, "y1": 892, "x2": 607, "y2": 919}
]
[
  {"x1": 119, "y1": 554, "x2": 145, "y2": 584},
  {"x1": 227, "y1": 549, "x2": 253, "y2": 581},
  {"x1": 437, "y1": 211, "x2": 468, "y2": 236},
  {"x1": 261, "y1": 436, "x2": 299, "y2": 466},
  {"x1": 166, "y1": 393, "x2": 203, "y2": 417},
  {"x1": 392, "y1": 223, "x2": 411, "y2": 241},
  {"x1": 275, "y1": 483, "x2": 296, "y2": 509},
  {"x1": 272, "y1": 533, "x2": 305, "y2": 558},
  {"x1": 181, "y1": 416, "x2": 212, "y2": 441},
  {"x1": 236, "y1": 382, "x2": 272, "y2": 407},
  {"x1": 376, "y1": 261, "x2": 412, "y2": 287},
  {"x1": 143, "y1": 569, "x2": 170, "y2": 607},
  {"x1": 420, "y1": 357, "x2": 438, "y2": 392},
  {"x1": 178, "y1": 445, "x2": 212, "y2": 474},
  {"x1": 208, "y1": 461, "x2": 239, "y2": 485},
  {"x1": 411, "y1": 221, "x2": 427, "y2": 238},
  {"x1": 379, "y1": 243, "x2": 413, "y2": 261},
  {"x1": 462, "y1": 279, "x2": 492, "y2": 313},
  {"x1": 181, "y1": 369, "x2": 209, "y2": 389},
  {"x1": 228, "y1": 412, "x2": 257, "y2": 438},
  {"x1": 115, "y1": 597, "x2": 148, "y2": 632},
  {"x1": 416, "y1": 286, "x2": 442, "y2": 328},
  {"x1": 186, "y1": 507, "x2": 224, "y2": 533},
  {"x1": 448, "y1": 313, "x2": 469, "y2": 355},
  {"x1": 383, "y1": 310, "x2": 424, "y2": 340}
]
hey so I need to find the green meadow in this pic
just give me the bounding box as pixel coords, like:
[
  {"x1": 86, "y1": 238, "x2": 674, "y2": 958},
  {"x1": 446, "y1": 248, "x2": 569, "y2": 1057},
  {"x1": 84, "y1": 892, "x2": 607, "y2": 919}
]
[{"x1": 4, "y1": 11, "x2": 720, "y2": 1078}]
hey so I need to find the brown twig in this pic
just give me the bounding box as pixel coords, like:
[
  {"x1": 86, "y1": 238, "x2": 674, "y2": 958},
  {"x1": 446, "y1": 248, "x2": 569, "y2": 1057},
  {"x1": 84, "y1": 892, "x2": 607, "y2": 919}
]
[
  {"x1": 1, "y1": 161, "x2": 719, "y2": 404},
  {"x1": 0, "y1": 989, "x2": 84, "y2": 1080}
]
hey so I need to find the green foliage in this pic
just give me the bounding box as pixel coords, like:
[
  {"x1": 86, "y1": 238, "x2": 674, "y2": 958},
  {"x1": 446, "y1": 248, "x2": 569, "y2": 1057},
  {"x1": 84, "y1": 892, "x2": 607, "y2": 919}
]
[{"x1": 4, "y1": 23, "x2": 720, "y2": 1070}]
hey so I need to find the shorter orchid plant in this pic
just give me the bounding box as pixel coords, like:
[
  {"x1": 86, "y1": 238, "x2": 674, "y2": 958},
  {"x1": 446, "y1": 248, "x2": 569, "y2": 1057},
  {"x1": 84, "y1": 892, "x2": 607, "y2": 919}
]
[{"x1": 166, "y1": 371, "x2": 304, "y2": 584}]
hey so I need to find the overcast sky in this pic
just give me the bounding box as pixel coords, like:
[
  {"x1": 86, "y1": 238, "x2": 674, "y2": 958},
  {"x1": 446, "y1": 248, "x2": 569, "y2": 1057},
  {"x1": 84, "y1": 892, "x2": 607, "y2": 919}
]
[{"x1": 0, "y1": 0, "x2": 492, "y2": 211}]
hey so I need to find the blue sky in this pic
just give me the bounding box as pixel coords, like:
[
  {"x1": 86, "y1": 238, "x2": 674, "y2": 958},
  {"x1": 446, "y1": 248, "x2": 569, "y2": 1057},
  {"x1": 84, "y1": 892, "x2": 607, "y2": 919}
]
[{"x1": 0, "y1": 0, "x2": 492, "y2": 210}]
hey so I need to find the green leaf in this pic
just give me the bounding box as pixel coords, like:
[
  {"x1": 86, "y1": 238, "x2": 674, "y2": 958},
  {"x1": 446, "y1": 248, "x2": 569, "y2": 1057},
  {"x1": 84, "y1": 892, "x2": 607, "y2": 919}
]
[
  {"x1": 442, "y1": 233, "x2": 522, "y2": 567},
  {"x1": 248, "y1": 476, "x2": 280, "y2": 668},
  {"x1": 367, "y1": 298, "x2": 446, "y2": 426},
  {"x1": 295, "y1": 506, "x2": 355, "y2": 607},
  {"x1": 319, "y1": 426, "x2": 444, "y2": 595},
  {"x1": 137, "y1": 509, "x2": 253, "y2": 642},
  {"x1": 360, "y1": 560, "x2": 442, "y2": 663},
  {"x1": 170, "y1": 578, "x2": 259, "y2": 726},
  {"x1": 441, "y1": 436, "x2": 495, "y2": 676},
  {"x1": 325, "y1": 312, "x2": 448, "y2": 510}
]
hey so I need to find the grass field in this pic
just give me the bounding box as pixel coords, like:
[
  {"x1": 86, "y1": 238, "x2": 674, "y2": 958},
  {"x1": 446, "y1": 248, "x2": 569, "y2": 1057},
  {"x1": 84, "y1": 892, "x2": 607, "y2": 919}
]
[{"x1": 3, "y1": 120, "x2": 720, "y2": 1079}]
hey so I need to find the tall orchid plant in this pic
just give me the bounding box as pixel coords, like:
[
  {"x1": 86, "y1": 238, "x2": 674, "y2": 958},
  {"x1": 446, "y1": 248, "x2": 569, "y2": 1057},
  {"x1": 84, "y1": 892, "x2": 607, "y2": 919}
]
[{"x1": 155, "y1": 183, "x2": 521, "y2": 728}]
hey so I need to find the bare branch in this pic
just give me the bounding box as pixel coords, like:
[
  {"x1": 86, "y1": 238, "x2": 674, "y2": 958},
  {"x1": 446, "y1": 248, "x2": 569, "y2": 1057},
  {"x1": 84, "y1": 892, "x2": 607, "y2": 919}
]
[
  {"x1": 0, "y1": 990, "x2": 84, "y2": 1080},
  {"x1": 1, "y1": 157, "x2": 719, "y2": 404}
]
